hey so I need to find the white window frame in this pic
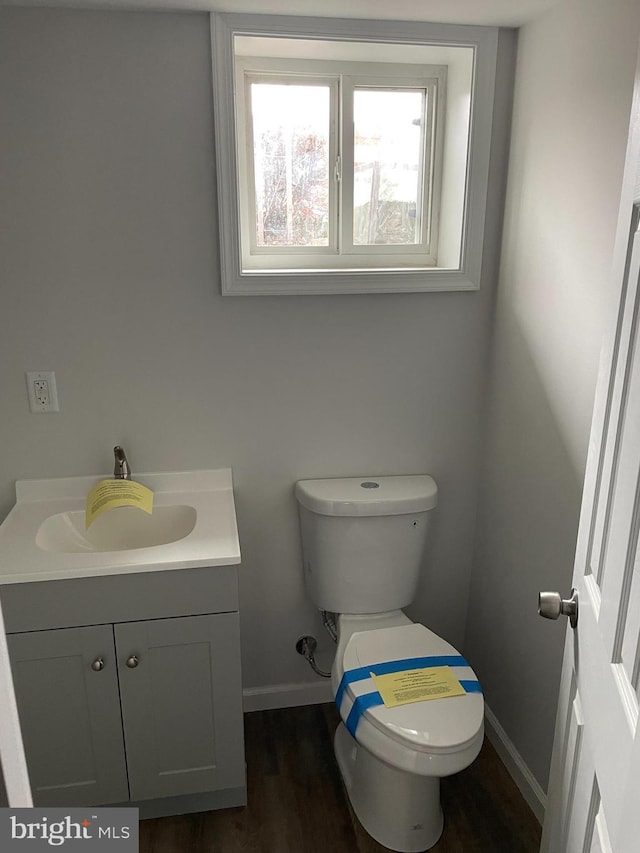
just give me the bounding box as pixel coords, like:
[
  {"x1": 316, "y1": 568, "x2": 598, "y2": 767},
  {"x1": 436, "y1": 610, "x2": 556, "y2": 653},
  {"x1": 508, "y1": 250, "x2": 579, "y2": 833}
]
[
  {"x1": 238, "y1": 65, "x2": 340, "y2": 265},
  {"x1": 211, "y1": 13, "x2": 500, "y2": 295},
  {"x1": 342, "y1": 71, "x2": 443, "y2": 265},
  {"x1": 237, "y1": 58, "x2": 445, "y2": 271}
]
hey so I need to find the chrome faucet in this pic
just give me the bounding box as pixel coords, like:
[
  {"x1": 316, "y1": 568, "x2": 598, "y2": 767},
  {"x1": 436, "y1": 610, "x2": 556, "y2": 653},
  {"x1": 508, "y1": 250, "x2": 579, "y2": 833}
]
[{"x1": 113, "y1": 446, "x2": 132, "y2": 480}]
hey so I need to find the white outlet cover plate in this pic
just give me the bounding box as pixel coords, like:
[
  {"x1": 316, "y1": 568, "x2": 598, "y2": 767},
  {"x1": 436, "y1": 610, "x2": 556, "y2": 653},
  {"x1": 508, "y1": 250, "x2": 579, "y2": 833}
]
[{"x1": 26, "y1": 371, "x2": 59, "y2": 413}]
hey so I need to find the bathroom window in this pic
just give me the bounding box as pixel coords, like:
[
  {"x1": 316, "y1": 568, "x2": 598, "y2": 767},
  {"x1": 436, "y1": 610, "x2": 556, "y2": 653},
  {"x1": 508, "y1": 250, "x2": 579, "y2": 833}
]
[
  {"x1": 236, "y1": 59, "x2": 444, "y2": 271},
  {"x1": 211, "y1": 14, "x2": 500, "y2": 295}
]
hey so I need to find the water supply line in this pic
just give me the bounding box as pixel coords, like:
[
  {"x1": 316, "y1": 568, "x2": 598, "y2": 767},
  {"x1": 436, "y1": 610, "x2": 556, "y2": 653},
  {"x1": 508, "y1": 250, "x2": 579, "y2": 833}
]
[
  {"x1": 296, "y1": 612, "x2": 338, "y2": 678},
  {"x1": 295, "y1": 636, "x2": 331, "y2": 678}
]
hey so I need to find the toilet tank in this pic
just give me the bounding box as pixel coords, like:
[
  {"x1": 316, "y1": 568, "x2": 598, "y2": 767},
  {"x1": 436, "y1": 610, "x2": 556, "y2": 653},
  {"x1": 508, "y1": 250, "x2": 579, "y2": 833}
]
[{"x1": 295, "y1": 475, "x2": 438, "y2": 614}]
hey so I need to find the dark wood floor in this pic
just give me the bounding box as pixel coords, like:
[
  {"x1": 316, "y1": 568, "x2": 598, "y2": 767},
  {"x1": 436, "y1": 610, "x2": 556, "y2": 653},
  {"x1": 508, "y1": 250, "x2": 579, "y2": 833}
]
[{"x1": 140, "y1": 703, "x2": 542, "y2": 852}]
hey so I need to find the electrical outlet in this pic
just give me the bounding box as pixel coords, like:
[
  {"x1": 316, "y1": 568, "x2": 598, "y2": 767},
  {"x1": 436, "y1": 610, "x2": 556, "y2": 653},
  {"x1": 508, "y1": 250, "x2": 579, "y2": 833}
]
[
  {"x1": 33, "y1": 380, "x2": 49, "y2": 406},
  {"x1": 26, "y1": 371, "x2": 59, "y2": 413}
]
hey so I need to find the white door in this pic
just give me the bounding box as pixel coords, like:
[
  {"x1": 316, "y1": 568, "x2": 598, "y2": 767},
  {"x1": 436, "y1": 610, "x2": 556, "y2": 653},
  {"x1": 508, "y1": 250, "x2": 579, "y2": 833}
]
[{"x1": 540, "y1": 47, "x2": 640, "y2": 853}]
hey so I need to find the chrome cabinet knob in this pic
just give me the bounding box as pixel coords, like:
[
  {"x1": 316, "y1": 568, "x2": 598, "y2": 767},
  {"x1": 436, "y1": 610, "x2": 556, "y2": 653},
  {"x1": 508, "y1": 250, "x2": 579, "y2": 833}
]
[
  {"x1": 91, "y1": 658, "x2": 105, "y2": 672},
  {"x1": 125, "y1": 654, "x2": 139, "y2": 669},
  {"x1": 538, "y1": 588, "x2": 578, "y2": 629}
]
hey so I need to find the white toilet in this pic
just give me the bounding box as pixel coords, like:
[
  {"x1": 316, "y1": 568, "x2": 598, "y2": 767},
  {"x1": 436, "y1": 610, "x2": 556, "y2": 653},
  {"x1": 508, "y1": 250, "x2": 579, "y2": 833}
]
[{"x1": 295, "y1": 474, "x2": 484, "y2": 853}]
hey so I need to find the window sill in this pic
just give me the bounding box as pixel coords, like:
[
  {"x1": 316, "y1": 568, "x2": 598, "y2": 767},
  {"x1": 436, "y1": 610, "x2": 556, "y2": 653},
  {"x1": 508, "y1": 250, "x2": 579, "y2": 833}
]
[{"x1": 221, "y1": 266, "x2": 480, "y2": 295}]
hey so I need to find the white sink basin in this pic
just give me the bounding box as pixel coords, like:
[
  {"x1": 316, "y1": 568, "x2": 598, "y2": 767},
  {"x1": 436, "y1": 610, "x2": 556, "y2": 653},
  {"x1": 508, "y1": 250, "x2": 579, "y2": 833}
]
[
  {"x1": 36, "y1": 505, "x2": 197, "y2": 553},
  {"x1": 0, "y1": 469, "x2": 240, "y2": 584}
]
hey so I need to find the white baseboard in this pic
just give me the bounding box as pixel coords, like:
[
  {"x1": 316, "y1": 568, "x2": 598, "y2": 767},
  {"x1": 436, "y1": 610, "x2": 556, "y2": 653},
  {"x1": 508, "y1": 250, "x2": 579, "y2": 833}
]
[
  {"x1": 243, "y1": 680, "x2": 333, "y2": 713},
  {"x1": 483, "y1": 704, "x2": 546, "y2": 824}
]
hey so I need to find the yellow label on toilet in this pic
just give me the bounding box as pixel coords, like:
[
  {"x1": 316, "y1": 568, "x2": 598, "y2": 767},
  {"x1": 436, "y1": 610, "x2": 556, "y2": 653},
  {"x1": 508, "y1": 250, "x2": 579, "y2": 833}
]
[
  {"x1": 85, "y1": 479, "x2": 154, "y2": 529},
  {"x1": 371, "y1": 666, "x2": 466, "y2": 707}
]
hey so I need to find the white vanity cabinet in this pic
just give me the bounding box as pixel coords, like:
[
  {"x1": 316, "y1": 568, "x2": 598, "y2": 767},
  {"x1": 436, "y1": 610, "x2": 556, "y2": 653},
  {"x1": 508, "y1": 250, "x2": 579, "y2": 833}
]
[{"x1": 1, "y1": 566, "x2": 246, "y2": 818}]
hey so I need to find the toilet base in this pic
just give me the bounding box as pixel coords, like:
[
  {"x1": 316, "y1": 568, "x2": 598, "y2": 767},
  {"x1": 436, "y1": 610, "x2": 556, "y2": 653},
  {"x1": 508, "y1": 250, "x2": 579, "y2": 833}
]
[{"x1": 334, "y1": 722, "x2": 444, "y2": 852}]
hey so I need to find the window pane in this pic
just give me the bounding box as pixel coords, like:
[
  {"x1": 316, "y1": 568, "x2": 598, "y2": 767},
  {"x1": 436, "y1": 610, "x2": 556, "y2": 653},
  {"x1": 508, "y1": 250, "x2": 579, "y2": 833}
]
[
  {"x1": 353, "y1": 88, "x2": 425, "y2": 246},
  {"x1": 251, "y1": 83, "x2": 330, "y2": 248}
]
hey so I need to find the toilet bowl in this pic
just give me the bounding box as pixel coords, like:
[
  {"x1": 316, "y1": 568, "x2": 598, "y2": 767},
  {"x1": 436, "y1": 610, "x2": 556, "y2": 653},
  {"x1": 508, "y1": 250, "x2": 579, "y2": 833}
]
[
  {"x1": 331, "y1": 611, "x2": 483, "y2": 851},
  {"x1": 295, "y1": 475, "x2": 485, "y2": 852},
  {"x1": 334, "y1": 612, "x2": 484, "y2": 775}
]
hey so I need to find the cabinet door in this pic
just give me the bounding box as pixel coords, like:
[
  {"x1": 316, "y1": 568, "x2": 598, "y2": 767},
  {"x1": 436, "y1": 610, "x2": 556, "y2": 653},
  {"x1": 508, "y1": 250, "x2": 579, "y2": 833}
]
[
  {"x1": 7, "y1": 625, "x2": 129, "y2": 806},
  {"x1": 115, "y1": 613, "x2": 245, "y2": 802}
]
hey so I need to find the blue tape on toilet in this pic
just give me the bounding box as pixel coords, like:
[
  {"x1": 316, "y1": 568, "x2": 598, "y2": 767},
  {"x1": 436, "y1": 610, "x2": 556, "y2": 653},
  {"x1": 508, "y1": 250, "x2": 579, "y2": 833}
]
[
  {"x1": 345, "y1": 692, "x2": 384, "y2": 737},
  {"x1": 335, "y1": 654, "x2": 469, "y2": 709},
  {"x1": 337, "y1": 657, "x2": 483, "y2": 738}
]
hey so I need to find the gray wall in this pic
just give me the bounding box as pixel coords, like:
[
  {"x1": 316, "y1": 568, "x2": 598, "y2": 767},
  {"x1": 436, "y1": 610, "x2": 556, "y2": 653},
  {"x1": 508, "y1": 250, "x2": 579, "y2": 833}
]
[
  {"x1": 0, "y1": 10, "x2": 510, "y2": 691},
  {"x1": 4, "y1": 1, "x2": 640, "y2": 802},
  {"x1": 465, "y1": 0, "x2": 640, "y2": 791}
]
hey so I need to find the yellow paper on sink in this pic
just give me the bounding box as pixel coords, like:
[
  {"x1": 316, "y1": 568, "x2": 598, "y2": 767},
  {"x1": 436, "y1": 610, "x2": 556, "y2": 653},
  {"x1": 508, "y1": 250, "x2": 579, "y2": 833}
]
[
  {"x1": 85, "y1": 479, "x2": 154, "y2": 529},
  {"x1": 371, "y1": 666, "x2": 466, "y2": 707}
]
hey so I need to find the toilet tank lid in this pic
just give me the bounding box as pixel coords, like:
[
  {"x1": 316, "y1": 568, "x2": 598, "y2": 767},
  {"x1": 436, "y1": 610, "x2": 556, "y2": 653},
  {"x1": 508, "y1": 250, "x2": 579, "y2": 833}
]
[{"x1": 295, "y1": 475, "x2": 438, "y2": 517}]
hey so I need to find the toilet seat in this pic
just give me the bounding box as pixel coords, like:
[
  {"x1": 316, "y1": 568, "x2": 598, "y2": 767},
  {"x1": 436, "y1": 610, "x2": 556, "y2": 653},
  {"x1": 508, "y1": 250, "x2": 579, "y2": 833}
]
[{"x1": 335, "y1": 623, "x2": 484, "y2": 774}]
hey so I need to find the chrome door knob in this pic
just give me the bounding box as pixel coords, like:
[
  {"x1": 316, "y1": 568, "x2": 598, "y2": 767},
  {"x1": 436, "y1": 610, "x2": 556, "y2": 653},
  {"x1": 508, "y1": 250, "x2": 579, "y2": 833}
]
[
  {"x1": 91, "y1": 658, "x2": 105, "y2": 672},
  {"x1": 125, "y1": 654, "x2": 139, "y2": 668},
  {"x1": 538, "y1": 588, "x2": 578, "y2": 629}
]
